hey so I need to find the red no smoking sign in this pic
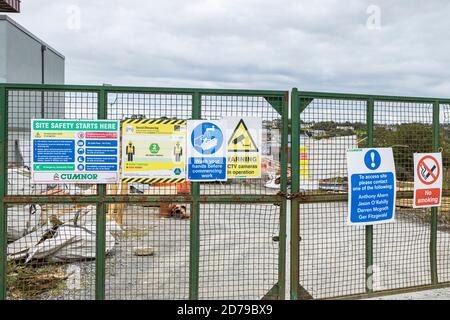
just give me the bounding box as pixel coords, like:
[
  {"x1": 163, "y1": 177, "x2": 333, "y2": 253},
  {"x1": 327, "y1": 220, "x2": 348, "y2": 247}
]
[
  {"x1": 414, "y1": 153, "x2": 443, "y2": 208},
  {"x1": 417, "y1": 155, "x2": 440, "y2": 185}
]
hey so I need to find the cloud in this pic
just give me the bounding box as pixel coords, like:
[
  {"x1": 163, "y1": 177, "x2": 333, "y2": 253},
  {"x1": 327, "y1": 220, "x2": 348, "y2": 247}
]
[{"x1": 7, "y1": 0, "x2": 450, "y2": 96}]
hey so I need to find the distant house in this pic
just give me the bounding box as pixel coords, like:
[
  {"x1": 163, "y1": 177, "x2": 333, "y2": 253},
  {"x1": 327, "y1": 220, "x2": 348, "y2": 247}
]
[
  {"x1": 311, "y1": 129, "x2": 326, "y2": 137},
  {"x1": 301, "y1": 123, "x2": 313, "y2": 129},
  {"x1": 336, "y1": 125, "x2": 354, "y2": 131},
  {"x1": 301, "y1": 134, "x2": 358, "y2": 181}
]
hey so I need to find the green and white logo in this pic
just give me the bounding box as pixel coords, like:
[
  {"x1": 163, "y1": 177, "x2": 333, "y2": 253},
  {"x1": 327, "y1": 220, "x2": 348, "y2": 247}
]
[
  {"x1": 149, "y1": 143, "x2": 160, "y2": 154},
  {"x1": 61, "y1": 173, "x2": 98, "y2": 181}
]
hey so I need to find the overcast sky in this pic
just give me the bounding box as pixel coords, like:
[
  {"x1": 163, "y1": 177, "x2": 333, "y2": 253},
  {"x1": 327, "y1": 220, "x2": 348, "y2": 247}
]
[{"x1": 6, "y1": 0, "x2": 450, "y2": 97}]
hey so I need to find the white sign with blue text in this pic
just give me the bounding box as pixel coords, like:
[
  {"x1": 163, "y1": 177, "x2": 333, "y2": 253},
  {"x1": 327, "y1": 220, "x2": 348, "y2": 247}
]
[
  {"x1": 187, "y1": 120, "x2": 227, "y2": 182},
  {"x1": 347, "y1": 148, "x2": 396, "y2": 226}
]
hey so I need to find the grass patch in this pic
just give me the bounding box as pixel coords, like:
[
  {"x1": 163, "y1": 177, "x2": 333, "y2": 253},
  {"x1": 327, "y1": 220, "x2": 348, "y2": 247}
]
[{"x1": 7, "y1": 261, "x2": 67, "y2": 300}]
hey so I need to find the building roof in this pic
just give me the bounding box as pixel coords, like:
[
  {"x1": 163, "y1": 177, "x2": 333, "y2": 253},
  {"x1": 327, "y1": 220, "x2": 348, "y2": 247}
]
[
  {"x1": 0, "y1": 14, "x2": 64, "y2": 59},
  {"x1": 0, "y1": 0, "x2": 20, "y2": 13}
]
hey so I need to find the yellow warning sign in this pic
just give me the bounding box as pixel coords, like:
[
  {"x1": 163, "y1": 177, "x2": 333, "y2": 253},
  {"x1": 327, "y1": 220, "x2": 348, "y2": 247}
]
[
  {"x1": 121, "y1": 118, "x2": 187, "y2": 181},
  {"x1": 300, "y1": 146, "x2": 310, "y2": 178},
  {"x1": 226, "y1": 117, "x2": 261, "y2": 179},
  {"x1": 228, "y1": 119, "x2": 259, "y2": 152}
]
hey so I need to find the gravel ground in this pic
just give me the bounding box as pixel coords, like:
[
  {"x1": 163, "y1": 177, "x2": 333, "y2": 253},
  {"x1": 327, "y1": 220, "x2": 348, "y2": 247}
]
[
  {"x1": 19, "y1": 198, "x2": 450, "y2": 300},
  {"x1": 44, "y1": 202, "x2": 280, "y2": 300},
  {"x1": 367, "y1": 287, "x2": 450, "y2": 300},
  {"x1": 298, "y1": 202, "x2": 450, "y2": 299}
]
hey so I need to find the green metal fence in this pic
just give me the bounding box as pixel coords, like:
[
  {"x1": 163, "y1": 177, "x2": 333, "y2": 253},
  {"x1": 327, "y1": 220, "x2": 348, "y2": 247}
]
[
  {"x1": 291, "y1": 89, "x2": 450, "y2": 299},
  {"x1": 0, "y1": 84, "x2": 288, "y2": 300},
  {"x1": 3, "y1": 84, "x2": 450, "y2": 300}
]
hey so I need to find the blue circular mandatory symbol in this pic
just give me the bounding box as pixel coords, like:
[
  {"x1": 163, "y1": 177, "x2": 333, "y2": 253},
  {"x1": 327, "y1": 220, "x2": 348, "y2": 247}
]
[
  {"x1": 77, "y1": 164, "x2": 85, "y2": 171},
  {"x1": 77, "y1": 140, "x2": 85, "y2": 147},
  {"x1": 364, "y1": 149, "x2": 381, "y2": 170},
  {"x1": 191, "y1": 122, "x2": 224, "y2": 155},
  {"x1": 77, "y1": 148, "x2": 85, "y2": 155},
  {"x1": 78, "y1": 156, "x2": 85, "y2": 163}
]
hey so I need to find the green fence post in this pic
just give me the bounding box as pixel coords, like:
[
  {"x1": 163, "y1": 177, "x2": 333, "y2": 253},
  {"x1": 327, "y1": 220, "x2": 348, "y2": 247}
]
[
  {"x1": 189, "y1": 91, "x2": 201, "y2": 300},
  {"x1": 277, "y1": 91, "x2": 289, "y2": 300},
  {"x1": 95, "y1": 88, "x2": 107, "y2": 300},
  {"x1": 366, "y1": 98, "x2": 374, "y2": 293},
  {"x1": 430, "y1": 100, "x2": 440, "y2": 285},
  {"x1": 0, "y1": 86, "x2": 7, "y2": 300},
  {"x1": 290, "y1": 88, "x2": 300, "y2": 300}
]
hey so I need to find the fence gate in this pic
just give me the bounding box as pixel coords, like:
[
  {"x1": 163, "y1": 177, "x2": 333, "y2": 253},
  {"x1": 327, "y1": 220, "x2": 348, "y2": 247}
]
[
  {"x1": 0, "y1": 84, "x2": 288, "y2": 300},
  {"x1": 290, "y1": 88, "x2": 450, "y2": 299}
]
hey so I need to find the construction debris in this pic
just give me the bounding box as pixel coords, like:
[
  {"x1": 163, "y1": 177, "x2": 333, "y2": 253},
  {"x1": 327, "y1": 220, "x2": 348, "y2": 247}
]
[
  {"x1": 8, "y1": 167, "x2": 47, "y2": 195},
  {"x1": 160, "y1": 203, "x2": 190, "y2": 219},
  {"x1": 7, "y1": 205, "x2": 122, "y2": 263},
  {"x1": 133, "y1": 247, "x2": 155, "y2": 256}
]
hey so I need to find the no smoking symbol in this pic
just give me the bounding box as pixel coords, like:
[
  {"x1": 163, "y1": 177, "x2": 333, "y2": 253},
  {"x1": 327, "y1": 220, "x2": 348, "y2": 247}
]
[{"x1": 417, "y1": 155, "x2": 440, "y2": 185}]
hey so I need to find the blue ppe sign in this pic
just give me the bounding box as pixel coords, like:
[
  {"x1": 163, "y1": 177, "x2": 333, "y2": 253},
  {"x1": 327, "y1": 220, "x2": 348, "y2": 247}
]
[
  {"x1": 347, "y1": 148, "x2": 396, "y2": 226},
  {"x1": 187, "y1": 120, "x2": 227, "y2": 181}
]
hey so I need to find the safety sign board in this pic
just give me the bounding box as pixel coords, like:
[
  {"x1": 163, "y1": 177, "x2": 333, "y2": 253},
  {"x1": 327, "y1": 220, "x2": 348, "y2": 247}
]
[
  {"x1": 347, "y1": 148, "x2": 396, "y2": 226},
  {"x1": 31, "y1": 119, "x2": 120, "y2": 184},
  {"x1": 187, "y1": 120, "x2": 227, "y2": 181},
  {"x1": 300, "y1": 146, "x2": 310, "y2": 178},
  {"x1": 413, "y1": 153, "x2": 442, "y2": 208},
  {"x1": 225, "y1": 117, "x2": 261, "y2": 179},
  {"x1": 121, "y1": 118, "x2": 187, "y2": 183}
]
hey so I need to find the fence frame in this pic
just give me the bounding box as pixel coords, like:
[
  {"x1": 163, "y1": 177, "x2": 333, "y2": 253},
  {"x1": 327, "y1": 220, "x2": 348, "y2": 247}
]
[
  {"x1": 4, "y1": 83, "x2": 450, "y2": 300},
  {"x1": 290, "y1": 88, "x2": 450, "y2": 300},
  {"x1": 0, "y1": 83, "x2": 288, "y2": 300}
]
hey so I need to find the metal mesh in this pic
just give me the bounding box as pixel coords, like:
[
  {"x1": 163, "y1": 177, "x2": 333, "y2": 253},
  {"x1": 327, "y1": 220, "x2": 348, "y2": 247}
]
[
  {"x1": 373, "y1": 101, "x2": 433, "y2": 290},
  {"x1": 295, "y1": 96, "x2": 450, "y2": 298},
  {"x1": 6, "y1": 203, "x2": 96, "y2": 300},
  {"x1": 198, "y1": 203, "x2": 279, "y2": 300},
  {"x1": 201, "y1": 95, "x2": 282, "y2": 196},
  {"x1": 2, "y1": 86, "x2": 285, "y2": 300},
  {"x1": 438, "y1": 197, "x2": 450, "y2": 283},
  {"x1": 299, "y1": 202, "x2": 365, "y2": 298},
  {"x1": 298, "y1": 98, "x2": 367, "y2": 298},
  {"x1": 7, "y1": 90, "x2": 98, "y2": 196},
  {"x1": 105, "y1": 203, "x2": 190, "y2": 300},
  {"x1": 300, "y1": 98, "x2": 366, "y2": 194},
  {"x1": 438, "y1": 104, "x2": 450, "y2": 283},
  {"x1": 106, "y1": 92, "x2": 192, "y2": 196}
]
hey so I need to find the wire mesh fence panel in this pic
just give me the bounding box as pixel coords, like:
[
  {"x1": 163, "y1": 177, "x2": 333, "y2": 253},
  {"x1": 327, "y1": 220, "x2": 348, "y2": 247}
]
[
  {"x1": 373, "y1": 101, "x2": 433, "y2": 291},
  {"x1": 299, "y1": 98, "x2": 367, "y2": 194},
  {"x1": 297, "y1": 97, "x2": 367, "y2": 298},
  {"x1": 7, "y1": 90, "x2": 98, "y2": 196},
  {"x1": 106, "y1": 92, "x2": 192, "y2": 196},
  {"x1": 200, "y1": 95, "x2": 283, "y2": 196},
  {"x1": 1, "y1": 86, "x2": 287, "y2": 301},
  {"x1": 298, "y1": 202, "x2": 365, "y2": 299},
  {"x1": 438, "y1": 197, "x2": 450, "y2": 283},
  {"x1": 373, "y1": 206, "x2": 432, "y2": 290},
  {"x1": 104, "y1": 203, "x2": 190, "y2": 300},
  {"x1": 438, "y1": 104, "x2": 450, "y2": 283},
  {"x1": 6, "y1": 203, "x2": 96, "y2": 300},
  {"x1": 198, "y1": 203, "x2": 279, "y2": 300}
]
